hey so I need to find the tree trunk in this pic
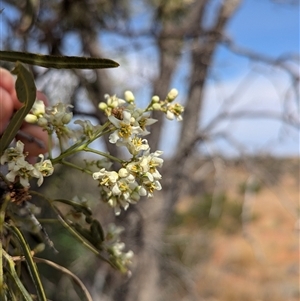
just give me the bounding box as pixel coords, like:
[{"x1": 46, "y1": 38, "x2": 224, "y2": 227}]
[{"x1": 100, "y1": 2, "x2": 242, "y2": 300}]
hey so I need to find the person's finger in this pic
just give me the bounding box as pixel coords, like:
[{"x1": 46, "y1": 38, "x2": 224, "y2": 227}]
[
  {"x1": 36, "y1": 91, "x2": 49, "y2": 106},
  {"x1": 0, "y1": 68, "x2": 50, "y2": 158},
  {"x1": 0, "y1": 68, "x2": 15, "y2": 95},
  {"x1": 0, "y1": 68, "x2": 24, "y2": 110},
  {"x1": 0, "y1": 87, "x2": 14, "y2": 133}
]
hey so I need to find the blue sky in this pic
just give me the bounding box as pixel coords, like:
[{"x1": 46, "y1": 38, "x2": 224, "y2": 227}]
[
  {"x1": 213, "y1": 1, "x2": 298, "y2": 79},
  {"x1": 215, "y1": 0, "x2": 299, "y2": 157},
  {"x1": 228, "y1": 0, "x2": 299, "y2": 55},
  {"x1": 161, "y1": 0, "x2": 299, "y2": 157},
  {"x1": 1, "y1": 1, "x2": 299, "y2": 157}
]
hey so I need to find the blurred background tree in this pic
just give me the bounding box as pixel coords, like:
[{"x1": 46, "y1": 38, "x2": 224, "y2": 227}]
[{"x1": 1, "y1": 0, "x2": 299, "y2": 300}]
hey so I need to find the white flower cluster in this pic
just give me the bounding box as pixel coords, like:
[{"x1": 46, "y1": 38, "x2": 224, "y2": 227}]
[
  {"x1": 96, "y1": 91, "x2": 177, "y2": 215},
  {"x1": 26, "y1": 101, "x2": 73, "y2": 146},
  {"x1": 93, "y1": 149, "x2": 163, "y2": 215},
  {"x1": 104, "y1": 223, "x2": 134, "y2": 273},
  {"x1": 0, "y1": 141, "x2": 53, "y2": 187},
  {"x1": 0, "y1": 88, "x2": 183, "y2": 275},
  {"x1": 17, "y1": 89, "x2": 183, "y2": 215}
]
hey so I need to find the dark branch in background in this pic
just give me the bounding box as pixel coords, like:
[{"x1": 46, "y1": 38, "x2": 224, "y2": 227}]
[
  {"x1": 176, "y1": 0, "x2": 242, "y2": 158},
  {"x1": 167, "y1": 107, "x2": 300, "y2": 167},
  {"x1": 204, "y1": 110, "x2": 300, "y2": 133},
  {"x1": 222, "y1": 36, "x2": 300, "y2": 80},
  {"x1": 222, "y1": 36, "x2": 299, "y2": 108},
  {"x1": 164, "y1": 0, "x2": 242, "y2": 216}
]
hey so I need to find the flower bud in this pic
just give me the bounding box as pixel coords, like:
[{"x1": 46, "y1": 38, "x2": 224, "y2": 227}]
[
  {"x1": 98, "y1": 102, "x2": 107, "y2": 110},
  {"x1": 167, "y1": 89, "x2": 178, "y2": 102},
  {"x1": 124, "y1": 91, "x2": 135, "y2": 103},
  {"x1": 166, "y1": 110, "x2": 175, "y2": 120},
  {"x1": 152, "y1": 103, "x2": 161, "y2": 110},
  {"x1": 37, "y1": 117, "x2": 48, "y2": 127},
  {"x1": 107, "y1": 96, "x2": 119, "y2": 107},
  {"x1": 152, "y1": 95, "x2": 160, "y2": 103},
  {"x1": 118, "y1": 168, "x2": 129, "y2": 178},
  {"x1": 32, "y1": 100, "x2": 46, "y2": 115},
  {"x1": 25, "y1": 114, "x2": 38, "y2": 123},
  {"x1": 62, "y1": 112, "x2": 73, "y2": 124}
]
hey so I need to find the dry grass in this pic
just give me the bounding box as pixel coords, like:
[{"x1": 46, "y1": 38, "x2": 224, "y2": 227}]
[{"x1": 164, "y1": 157, "x2": 299, "y2": 301}]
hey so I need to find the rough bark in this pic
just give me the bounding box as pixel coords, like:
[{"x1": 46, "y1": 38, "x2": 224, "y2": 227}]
[{"x1": 103, "y1": 2, "x2": 242, "y2": 300}]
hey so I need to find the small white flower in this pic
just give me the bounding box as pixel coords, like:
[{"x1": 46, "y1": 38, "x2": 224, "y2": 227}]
[
  {"x1": 166, "y1": 103, "x2": 184, "y2": 121},
  {"x1": 99, "y1": 94, "x2": 126, "y2": 116},
  {"x1": 117, "y1": 136, "x2": 150, "y2": 155},
  {"x1": 166, "y1": 110, "x2": 175, "y2": 120},
  {"x1": 25, "y1": 100, "x2": 46, "y2": 124},
  {"x1": 5, "y1": 157, "x2": 41, "y2": 187},
  {"x1": 32, "y1": 99, "x2": 46, "y2": 116},
  {"x1": 0, "y1": 141, "x2": 25, "y2": 164},
  {"x1": 34, "y1": 154, "x2": 54, "y2": 186},
  {"x1": 74, "y1": 119, "x2": 101, "y2": 139},
  {"x1": 93, "y1": 169, "x2": 119, "y2": 185},
  {"x1": 109, "y1": 111, "x2": 142, "y2": 144},
  {"x1": 137, "y1": 186, "x2": 147, "y2": 197},
  {"x1": 111, "y1": 183, "x2": 122, "y2": 195},
  {"x1": 47, "y1": 103, "x2": 73, "y2": 126}
]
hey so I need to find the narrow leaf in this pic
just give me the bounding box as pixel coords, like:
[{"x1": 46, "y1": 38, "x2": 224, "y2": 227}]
[
  {"x1": 0, "y1": 50, "x2": 119, "y2": 69},
  {"x1": 53, "y1": 198, "x2": 92, "y2": 216},
  {"x1": 3, "y1": 250, "x2": 33, "y2": 301},
  {"x1": 6, "y1": 224, "x2": 47, "y2": 301}
]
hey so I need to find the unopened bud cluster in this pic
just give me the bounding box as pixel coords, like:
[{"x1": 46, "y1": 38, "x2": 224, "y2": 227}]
[
  {"x1": 26, "y1": 101, "x2": 74, "y2": 145},
  {"x1": 149, "y1": 88, "x2": 184, "y2": 121}
]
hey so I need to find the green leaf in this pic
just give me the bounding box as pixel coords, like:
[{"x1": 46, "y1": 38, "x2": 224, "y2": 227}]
[
  {"x1": 6, "y1": 224, "x2": 47, "y2": 301},
  {"x1": 0, "y1": 50, "x2": 119, "y2": 69},
  {"x1": 12, "y1": 62, "x2": 37, "y2": 104},
  {"x1": 90, "y1": 219, "x2": 105, "y2": 243},
  {"x1": 3, "y1": 250, "x2": 34, "y2": 301},
  {"x1": 0, "y1": 62, "x2": 36, "y2": 155},
  {"x1": 53, "y1": 199, "x2": 92, "y2": 217}
]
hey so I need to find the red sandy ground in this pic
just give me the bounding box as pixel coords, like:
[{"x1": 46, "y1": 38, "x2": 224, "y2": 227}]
[
  {"x1": 172, "y1": 164, "x2": 299, "y2": 301},
  {"x1": 195, "y1": 173, "x2": 299, "y2": 301}
]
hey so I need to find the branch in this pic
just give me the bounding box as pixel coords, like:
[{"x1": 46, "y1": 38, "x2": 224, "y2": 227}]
[
  {"x1": 204, "y1": 110, "x2": 300, "y2": 133},
  {"x1": 171, "y1": 108, "x2": 298, "y2": 165},
  {"x1": 222, "y1": 36, "x2": 300, "y2": 80}
]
